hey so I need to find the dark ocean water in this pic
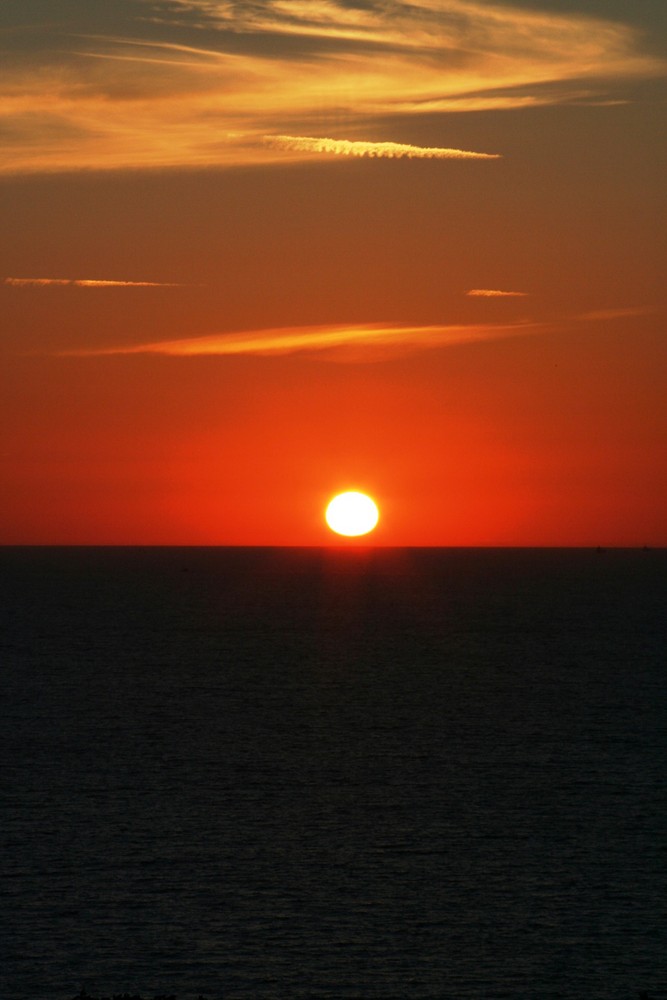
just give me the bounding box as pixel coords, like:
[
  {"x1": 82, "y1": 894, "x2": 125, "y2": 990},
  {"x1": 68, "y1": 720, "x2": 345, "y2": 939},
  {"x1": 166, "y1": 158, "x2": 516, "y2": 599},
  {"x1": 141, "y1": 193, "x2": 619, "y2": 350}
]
[{"x1": 1, "y1": 547, "x2": 665, "y2": 1000}]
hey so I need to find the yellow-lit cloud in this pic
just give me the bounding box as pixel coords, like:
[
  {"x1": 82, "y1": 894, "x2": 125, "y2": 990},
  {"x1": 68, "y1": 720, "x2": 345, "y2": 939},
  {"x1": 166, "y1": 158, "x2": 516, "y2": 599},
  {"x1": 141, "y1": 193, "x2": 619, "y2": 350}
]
[
  {"x1": 59, "y1": 320, "x2": 541, "y2": 359},
  {"x1": 54, "y1": 309, "x2": 645, "y2": 361},
  {"x1": 0, "y1": 0, "x2": 663, "y2": 173},
  {"x1": 4, "y1": 277, "x2": 184, "y2": 288},
  {"x1": 467, "y1": 289, "x2": 529, "y2": 297},
  {"x1": 265, "y1": 135, "x2": 500, "y2": 160}
]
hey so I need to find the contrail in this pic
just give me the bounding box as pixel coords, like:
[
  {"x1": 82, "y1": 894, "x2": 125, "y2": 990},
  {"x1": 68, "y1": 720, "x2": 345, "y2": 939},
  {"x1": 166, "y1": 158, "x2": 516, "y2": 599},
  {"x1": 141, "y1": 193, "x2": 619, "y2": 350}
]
[
  {"x1": 4, "y1": 277, "x2": 184, "y2": 287},
  {"x1": 466, "y1": 288, "x2": 529, "y2": 297},
  {"x1": 265, "y1": 135, "x2": 501, "y2": 160}
]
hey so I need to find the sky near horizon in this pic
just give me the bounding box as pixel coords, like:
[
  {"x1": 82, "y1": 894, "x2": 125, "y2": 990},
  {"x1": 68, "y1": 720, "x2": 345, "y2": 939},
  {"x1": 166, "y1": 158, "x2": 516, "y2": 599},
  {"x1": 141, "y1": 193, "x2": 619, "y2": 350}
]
[{"x1": 1, "y1": 0, "x2": 666, "y2": 544}]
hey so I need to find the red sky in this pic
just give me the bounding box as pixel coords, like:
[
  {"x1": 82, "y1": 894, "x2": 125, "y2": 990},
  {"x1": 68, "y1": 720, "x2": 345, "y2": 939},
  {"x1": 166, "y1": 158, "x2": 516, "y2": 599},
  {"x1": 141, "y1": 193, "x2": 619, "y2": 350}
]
[{"x1": 1, "y1": 0, "x2": 665, "y2": 545}]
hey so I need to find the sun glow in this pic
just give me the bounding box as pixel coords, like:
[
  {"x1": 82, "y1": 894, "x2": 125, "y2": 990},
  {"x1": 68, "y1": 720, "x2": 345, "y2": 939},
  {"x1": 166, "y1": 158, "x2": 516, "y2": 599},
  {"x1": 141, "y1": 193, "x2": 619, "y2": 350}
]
[{"x1": 325, "y1": 491, "x2": 379, "y2": 537}]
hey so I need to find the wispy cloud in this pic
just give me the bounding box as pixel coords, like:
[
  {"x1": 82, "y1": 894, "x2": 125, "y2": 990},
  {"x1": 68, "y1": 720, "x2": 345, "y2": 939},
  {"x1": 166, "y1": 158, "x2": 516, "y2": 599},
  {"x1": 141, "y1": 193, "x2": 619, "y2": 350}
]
[
  {"x1": 1, "y1": 0, "x2": 663, "y2": 173},
  {"x1": 54, "y1": 308, "x2": 646, "y2": 361},
  {"x1": 3, "y1": 277, "x2": 185, "y2": 288},
  {"x1": 59, "y1": 320, "x2": 541, "y2": 360},
  {"x1": 466, "y1": 288, "x2": 529, "y2": 297},
  {"x1": 264, "y1": 135, "x2": 500, "y2": 160},
  {"x1": 575, "y1": 306, "x2": 652, "y2": 322}
]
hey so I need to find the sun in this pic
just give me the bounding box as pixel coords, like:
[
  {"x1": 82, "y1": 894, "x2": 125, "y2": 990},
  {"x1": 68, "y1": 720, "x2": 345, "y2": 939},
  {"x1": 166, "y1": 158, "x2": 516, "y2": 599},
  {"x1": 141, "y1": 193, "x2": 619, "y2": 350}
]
[{"x1": 325, "y1": 491, "x2": 379, "y2": 537}]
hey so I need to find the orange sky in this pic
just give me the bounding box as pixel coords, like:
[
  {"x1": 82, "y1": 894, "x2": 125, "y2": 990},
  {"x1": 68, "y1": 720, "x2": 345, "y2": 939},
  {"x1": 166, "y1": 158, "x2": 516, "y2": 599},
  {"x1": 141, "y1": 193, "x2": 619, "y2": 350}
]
[{"x1": 1, "y1": 0, "x2": 666, "y2": 545}]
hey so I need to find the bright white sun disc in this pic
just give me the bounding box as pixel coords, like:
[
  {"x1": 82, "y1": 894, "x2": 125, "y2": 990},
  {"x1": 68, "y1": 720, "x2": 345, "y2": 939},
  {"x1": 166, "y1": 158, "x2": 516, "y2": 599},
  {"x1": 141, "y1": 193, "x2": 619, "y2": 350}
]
[{"x1": 325, "y1": 491, "x2": 379, "y2": 537}]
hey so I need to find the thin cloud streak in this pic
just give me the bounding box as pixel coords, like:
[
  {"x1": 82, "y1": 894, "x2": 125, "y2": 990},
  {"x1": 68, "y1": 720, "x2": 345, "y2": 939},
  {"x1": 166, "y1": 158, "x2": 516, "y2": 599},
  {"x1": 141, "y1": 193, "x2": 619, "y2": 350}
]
[
  {"x1": 575, "y1": 306, "x2": 652, "y2": 322},
  {"x1": 4, "y1": 277, "x2": 186, "y2": 288},
  {"x1": 59, "y1": 320, "x2": 541, "y2": 359},
  {"x1": 54, "y1": 308, "x2": 645, "y2": 361},
  {"x1": 467, "y1": 288, "x2": 529, "y2": 297},
  {"x1": 265, "y1": 136, "x2": 500, "y2": 160}
]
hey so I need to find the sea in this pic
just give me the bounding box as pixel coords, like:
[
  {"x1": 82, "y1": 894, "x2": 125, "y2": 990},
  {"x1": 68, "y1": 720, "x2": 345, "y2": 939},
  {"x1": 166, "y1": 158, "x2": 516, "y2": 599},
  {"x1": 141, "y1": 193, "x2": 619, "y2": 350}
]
[{"x1": 1, "y1": 546, "x2": 665, "y2": 1000}]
